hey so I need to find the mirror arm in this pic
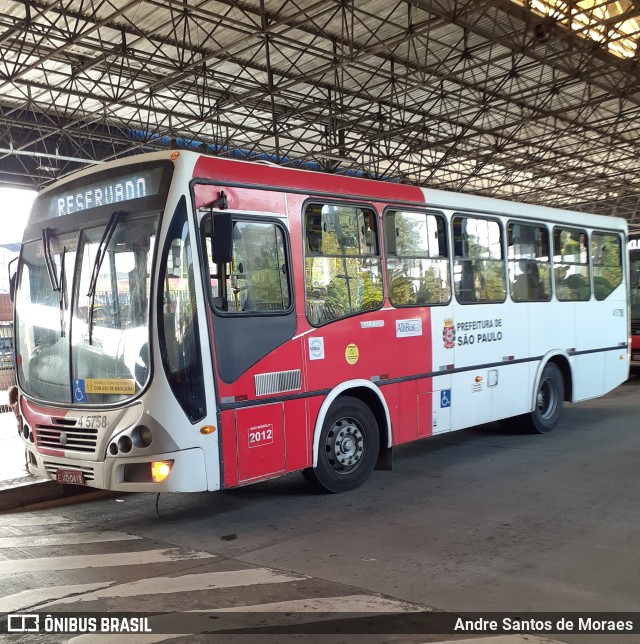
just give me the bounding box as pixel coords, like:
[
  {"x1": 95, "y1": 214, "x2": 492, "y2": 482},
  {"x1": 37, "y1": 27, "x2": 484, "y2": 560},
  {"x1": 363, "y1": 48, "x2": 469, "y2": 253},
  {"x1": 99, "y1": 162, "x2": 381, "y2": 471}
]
[{"x1": 207, "y1": 190, "x2": 228, "y2": 211}]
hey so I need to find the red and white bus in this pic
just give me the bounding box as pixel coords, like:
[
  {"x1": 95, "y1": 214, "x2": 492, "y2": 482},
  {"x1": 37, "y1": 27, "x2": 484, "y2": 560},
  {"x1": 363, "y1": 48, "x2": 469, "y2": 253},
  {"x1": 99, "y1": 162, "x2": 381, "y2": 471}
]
[{"x1": 13, "y1": 151, "x2": 629, "y2": 493}]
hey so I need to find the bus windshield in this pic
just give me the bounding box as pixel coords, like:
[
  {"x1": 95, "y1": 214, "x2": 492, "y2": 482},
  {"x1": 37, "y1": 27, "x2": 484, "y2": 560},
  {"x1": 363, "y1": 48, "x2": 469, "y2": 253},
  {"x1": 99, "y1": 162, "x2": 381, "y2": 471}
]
[
  {"x1": 15, "y1": 161, "x2": 172, "y2": 405},
  {"x1": 16, "y1": 215, "x2": 159, "y2": 404}
]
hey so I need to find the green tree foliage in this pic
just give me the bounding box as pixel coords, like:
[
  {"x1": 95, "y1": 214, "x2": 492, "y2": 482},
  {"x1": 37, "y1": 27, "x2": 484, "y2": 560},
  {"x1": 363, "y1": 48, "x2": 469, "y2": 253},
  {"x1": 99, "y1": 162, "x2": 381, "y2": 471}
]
[
  {"x1": 305, "y1": 205, "x2": 382, "y2": 323},
  {"x1": 386, "y1": 211, "x2": 450, "y2": 305}
]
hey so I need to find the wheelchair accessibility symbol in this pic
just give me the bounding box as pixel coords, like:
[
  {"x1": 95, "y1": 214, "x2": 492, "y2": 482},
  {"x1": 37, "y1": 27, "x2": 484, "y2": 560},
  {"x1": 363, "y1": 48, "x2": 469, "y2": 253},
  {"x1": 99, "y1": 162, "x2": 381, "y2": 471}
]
[
  {"x1": 440, "y1": 389, "x2": 451, "y2": 408},
  {"x1": 74, "y1": 379, "x2": 86, "y2": 403}
]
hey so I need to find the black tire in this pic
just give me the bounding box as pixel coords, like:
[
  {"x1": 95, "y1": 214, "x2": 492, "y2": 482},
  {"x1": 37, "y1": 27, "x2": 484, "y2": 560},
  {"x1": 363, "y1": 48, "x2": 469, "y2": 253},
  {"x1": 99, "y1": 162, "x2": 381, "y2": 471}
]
[
  {"x1": 303, "y1": 396, "x2": 380, "y2": 494},
  {"x1": 522, "y1": 362, "x2": 565, "y2": 433},
  {"x1": 500, "y1": 362, "x2": 565, "y2": 434}
]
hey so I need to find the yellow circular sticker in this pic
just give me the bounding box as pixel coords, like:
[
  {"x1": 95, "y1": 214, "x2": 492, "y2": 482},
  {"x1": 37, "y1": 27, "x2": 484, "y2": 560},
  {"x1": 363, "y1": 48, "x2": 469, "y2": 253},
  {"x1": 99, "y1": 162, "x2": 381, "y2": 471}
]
[{"x1": 345, "y1": 343, "x2": 359, "y2": 365}]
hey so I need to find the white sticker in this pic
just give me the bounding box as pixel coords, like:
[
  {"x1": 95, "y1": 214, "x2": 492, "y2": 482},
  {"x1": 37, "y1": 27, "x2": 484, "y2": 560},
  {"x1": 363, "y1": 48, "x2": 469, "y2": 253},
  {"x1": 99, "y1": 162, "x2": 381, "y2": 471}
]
[
  {"x1": 361, "y1": 320, "x2": 384, "y2": 328},
  {"x1": 396, "y1": 319, "x2": 422, "y2": 338},
  {"x1": 309, "y1": 337, "x2": 325, "y2": 361}
]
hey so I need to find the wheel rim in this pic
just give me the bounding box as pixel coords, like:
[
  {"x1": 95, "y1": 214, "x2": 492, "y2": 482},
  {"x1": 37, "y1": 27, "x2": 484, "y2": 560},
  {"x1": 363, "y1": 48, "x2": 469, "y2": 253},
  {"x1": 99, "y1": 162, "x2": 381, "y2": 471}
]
[
  {"x1": 324, "y1": 417, "x2": 366, "y2": 474},
  {"x1": 536, "y1": 376, "x2": 557, "y2": 420}
]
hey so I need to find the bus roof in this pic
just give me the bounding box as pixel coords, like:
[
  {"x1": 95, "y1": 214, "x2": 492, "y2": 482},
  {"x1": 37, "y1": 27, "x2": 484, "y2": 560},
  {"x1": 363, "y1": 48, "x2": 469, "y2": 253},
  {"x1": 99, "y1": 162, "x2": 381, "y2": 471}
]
[{"x1": 33, "y1": 150, "x2": 628, "y2": 233}]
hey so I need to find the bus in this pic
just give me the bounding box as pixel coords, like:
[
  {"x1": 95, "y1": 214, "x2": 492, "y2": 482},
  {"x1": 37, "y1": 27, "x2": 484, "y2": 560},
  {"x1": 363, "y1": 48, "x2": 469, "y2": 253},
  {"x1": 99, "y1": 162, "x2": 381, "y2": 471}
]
[
  {"x1": 629, "y1": 236, "x2": 640, "y2": 371},
  {"x1": 12, "y1": 151, "x2": 629, "y2": 494}
]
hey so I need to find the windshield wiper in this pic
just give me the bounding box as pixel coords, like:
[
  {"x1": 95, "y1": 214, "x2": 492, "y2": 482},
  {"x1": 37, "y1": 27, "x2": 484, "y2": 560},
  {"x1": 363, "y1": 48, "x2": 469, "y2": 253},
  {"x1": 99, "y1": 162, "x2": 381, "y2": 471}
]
[
  {"x1": 42, "y1": 228, "x2": 60, "y2": 292},
  {"x1": 87, "y1": 211, "x2": 122, "y2": 344},
  {"x1": 42, "y1": 228, "x2": 67, "y2": 338},
  {"x1": 58, "y1": 246, "x2": 67, "y2": 338}
]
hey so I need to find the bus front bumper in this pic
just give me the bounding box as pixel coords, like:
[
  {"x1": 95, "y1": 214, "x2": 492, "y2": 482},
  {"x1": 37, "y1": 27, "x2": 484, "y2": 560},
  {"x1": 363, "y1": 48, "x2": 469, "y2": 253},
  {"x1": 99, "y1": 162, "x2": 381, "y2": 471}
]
[{"x1": 25, "y1": 447, "x2": 209, "y2": 493}]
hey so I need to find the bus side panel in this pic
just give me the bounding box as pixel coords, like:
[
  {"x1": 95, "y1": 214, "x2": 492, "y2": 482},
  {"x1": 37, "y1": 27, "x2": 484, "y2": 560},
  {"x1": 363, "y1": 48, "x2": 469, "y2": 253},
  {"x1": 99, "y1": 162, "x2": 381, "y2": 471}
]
[
  {"x1": 214, "y1": 339, "x2": 306, "y2": 404},
  {"x1": 284, "y1": 397, "x2": 310, "y2": 472},
  {"x1": 604, "y1": 349, "x2": 629, "y2": 391},
  {"x1": 575, "y1": 284, "x2": 628, "y2": 399},
  {"x1": 573, "y1": 300, "x2": 605, "y2": 399},
  {"x1": 417, "y1": 391, "x2": 433, "y2": 437},
  {"x1": 303, "y1": 306, "x2": 435, "y2": 452},
  {"x1": 393, "y1": 379, "x2": 420, "y2": 444},
  {"x1": 427, "y1": 305, "x2": 454, "y2": 434},
  {"x1": 196, "y1": 184, "x2": 286, "y2": 215},
  {"x1": 236, "y1": 403, "x2": 285, "y2": 483},
  {"x1": 306, "y1": 395, "x2": 323, "y2": 463},
  {"x1": 220, "y1": 409, "x2": 239, "y2": 488},
  {"x1": 448, "y1": 303, "x2": 531, "y2": 429},
  {"x1": 304, "y1": 309, "x2": 431, "y2": 394},
  {"x1": 529, "y1": 301, "x2": 566, "y2": 358}
]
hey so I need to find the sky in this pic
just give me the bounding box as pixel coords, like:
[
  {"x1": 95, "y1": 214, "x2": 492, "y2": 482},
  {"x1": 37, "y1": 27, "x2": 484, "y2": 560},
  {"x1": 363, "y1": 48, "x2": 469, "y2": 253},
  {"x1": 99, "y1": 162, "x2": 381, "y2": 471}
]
[{"x1": 0, "y1": 186, "x2": 36, "y2": 245}]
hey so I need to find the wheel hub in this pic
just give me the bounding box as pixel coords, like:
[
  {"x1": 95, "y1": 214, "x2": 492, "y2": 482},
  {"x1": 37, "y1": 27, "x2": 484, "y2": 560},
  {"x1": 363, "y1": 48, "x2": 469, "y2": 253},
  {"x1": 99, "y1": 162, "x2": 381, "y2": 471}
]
[
  {"x1": 537, "y1": 377, "x2": 556, "y2": 419},
  {"x1": 326, "y1": 419, "x2": 365, "y2": 472}
]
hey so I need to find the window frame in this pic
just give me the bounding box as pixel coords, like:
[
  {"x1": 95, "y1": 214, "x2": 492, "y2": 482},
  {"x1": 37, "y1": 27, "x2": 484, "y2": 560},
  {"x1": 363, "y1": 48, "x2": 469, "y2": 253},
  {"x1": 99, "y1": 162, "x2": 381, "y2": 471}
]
[
  {"x1": 506, "y1": 220, "x2": 552, "y2": 303},
  {"x1": 452, "y1": 213, "x2": 507, "y2": 305},
  {"x1": 382, "y1": 207, "x2": 452, "y2": 308},
  {"x1": 204, "y1": 213, "x2": 295, "y2": 318},
  {"x1": 303, "y1": 199, "x2": 384, "y2": 327},
  {"x1": 552, "y1": 225, "x2": 591, "y2": 302},
  {"x1": 591, "y1": 230, "x2": 623, "y2": 301}
]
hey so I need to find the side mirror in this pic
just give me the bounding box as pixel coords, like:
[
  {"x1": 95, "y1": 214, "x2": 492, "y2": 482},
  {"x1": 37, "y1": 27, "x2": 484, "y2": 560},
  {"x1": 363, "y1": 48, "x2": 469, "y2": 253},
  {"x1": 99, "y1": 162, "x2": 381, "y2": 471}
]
[
  {"x1": 8, "y1": 257, "x2": 17, "y2": 303},
  {"x1": 211, "y1": 212, "x2": 233, "y2": 265}
]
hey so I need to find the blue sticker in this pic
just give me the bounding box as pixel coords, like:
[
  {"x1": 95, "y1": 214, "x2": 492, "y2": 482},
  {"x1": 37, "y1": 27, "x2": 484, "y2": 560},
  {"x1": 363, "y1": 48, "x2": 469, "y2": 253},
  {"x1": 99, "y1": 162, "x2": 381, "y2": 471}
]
[
  {"x1": 73, "y1": 379, "x2": 86, "y2": 403},
  {"x1": 440, "y1": 389, "x2": 451, "y2": 408}
]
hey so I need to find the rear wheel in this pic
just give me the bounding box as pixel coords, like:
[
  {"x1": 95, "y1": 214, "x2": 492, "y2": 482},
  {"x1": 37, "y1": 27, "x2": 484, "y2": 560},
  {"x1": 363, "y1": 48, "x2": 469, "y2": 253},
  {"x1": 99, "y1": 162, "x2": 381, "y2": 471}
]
[
  {"x1": 530, "y1": 362, "x2": 564, "y2": 433},
  {"x1": 303, "y1": 396, "x2": 379, "y2": 493},
  {"x1": 503, "y1": 362, "x2": 564, "y2": 434}
]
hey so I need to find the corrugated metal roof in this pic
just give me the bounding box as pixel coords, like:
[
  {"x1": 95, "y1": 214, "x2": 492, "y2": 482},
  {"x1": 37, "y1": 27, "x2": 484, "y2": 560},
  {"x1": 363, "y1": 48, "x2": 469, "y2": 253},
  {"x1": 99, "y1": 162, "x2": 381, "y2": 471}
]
[{"x1": 0, "y1": 0, "x2": 638, "y2": 222}]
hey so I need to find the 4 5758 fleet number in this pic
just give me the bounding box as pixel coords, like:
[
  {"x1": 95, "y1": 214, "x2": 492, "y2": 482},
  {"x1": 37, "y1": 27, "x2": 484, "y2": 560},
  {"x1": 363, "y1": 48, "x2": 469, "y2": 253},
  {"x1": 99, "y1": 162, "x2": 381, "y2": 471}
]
[{"x1": 77, "y1": 415, "x2": 108, "y2": 429}]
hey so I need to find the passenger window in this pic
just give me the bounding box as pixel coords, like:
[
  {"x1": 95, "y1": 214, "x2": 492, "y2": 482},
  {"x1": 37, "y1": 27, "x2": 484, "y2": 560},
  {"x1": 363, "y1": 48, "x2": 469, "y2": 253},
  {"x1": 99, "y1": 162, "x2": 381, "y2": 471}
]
[
  {"x1": 453, "y1": 216, "x2": 505, "y2": 304},
  {"x1": 507, "y1": 223, "x2": 551, "y2": 302},
  {"x1": 384, "y1": 210, "x2": 450, "y2": 306},
  {"x1": 553, "y1": 228, "x2": 590, "y2": 301},
  {"x1": 209, "y1": 220, "x2": 291, "y2": 314},
  {"x1": 591, "y1": 232, "x2": 622, "y2": 300},
  {"x1": 305, "y1": 203, "x2": 383, "y2": 325}
]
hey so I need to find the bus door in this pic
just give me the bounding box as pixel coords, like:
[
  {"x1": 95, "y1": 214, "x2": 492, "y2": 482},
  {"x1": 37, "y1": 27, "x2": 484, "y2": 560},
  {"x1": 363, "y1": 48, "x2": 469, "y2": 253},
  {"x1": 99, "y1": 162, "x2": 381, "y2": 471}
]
[{"x1": 198, "y1": 185, "x2": 298, "y2": 486}]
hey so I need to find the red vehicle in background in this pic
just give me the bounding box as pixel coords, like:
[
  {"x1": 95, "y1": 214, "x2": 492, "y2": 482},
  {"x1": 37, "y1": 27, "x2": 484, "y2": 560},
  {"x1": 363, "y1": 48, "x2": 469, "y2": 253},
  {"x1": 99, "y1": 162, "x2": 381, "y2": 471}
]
[{"x1": 629, "y1": 236, "x2": 640, "y2": 371}]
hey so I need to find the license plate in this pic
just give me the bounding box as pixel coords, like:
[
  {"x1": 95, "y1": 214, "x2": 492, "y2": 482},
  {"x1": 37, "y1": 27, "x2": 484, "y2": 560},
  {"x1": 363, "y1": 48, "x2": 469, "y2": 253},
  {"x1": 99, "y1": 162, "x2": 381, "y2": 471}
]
[
  {"x1": 633, "y1": 353, "x2": 640, "y2": 361},
  {"x1": 56, "y1": 469, "x2": 85, "y2": 485}
]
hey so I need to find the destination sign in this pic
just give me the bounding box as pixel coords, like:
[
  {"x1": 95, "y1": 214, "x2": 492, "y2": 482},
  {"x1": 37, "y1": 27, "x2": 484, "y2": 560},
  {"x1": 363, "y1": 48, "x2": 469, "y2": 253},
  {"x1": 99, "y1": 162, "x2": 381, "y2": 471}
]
[
  {"x1": 56, "y1": 176, "x2": 149, "y2": 216},
  {"x1": 31, "y1": 164, "x2": 167, "y2": 223}
]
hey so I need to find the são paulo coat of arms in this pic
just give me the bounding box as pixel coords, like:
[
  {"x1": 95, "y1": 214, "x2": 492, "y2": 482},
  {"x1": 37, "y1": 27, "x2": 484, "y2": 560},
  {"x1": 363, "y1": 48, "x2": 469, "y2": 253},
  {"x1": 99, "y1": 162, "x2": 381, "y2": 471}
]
[{"x1": 443, "y1": 318, "x2": 455, "y2": 349}]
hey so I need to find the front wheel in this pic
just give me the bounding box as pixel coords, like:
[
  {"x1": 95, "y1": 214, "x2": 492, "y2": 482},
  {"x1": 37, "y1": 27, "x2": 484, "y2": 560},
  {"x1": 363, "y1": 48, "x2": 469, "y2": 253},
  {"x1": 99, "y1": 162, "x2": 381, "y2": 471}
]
[{"x1": 303, "y1": 396, "x2": 379, "y2": 494}]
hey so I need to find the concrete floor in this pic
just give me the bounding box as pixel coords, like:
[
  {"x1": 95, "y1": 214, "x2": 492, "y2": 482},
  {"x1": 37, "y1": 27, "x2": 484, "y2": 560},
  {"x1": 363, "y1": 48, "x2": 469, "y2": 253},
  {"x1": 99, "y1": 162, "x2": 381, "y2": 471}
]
[{"x1": 2, "y1": 376, "x2": 640, "y2": 643}]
